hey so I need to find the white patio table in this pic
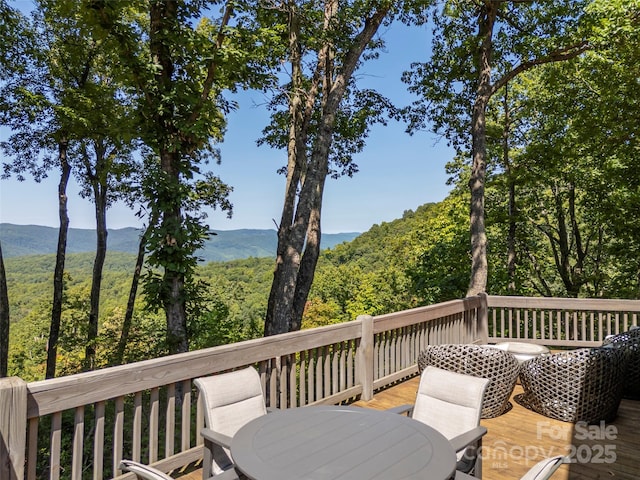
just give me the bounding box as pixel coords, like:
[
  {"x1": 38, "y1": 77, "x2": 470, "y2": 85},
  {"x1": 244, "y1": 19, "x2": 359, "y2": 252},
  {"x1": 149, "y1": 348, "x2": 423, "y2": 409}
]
[{"x1": 230, "y1": 405, "x2": 456, "y2": 480}]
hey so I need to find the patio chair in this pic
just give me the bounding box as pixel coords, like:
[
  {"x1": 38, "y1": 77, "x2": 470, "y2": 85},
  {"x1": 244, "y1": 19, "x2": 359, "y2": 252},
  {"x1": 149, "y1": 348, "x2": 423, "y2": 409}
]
[
  {"x1": 455, "y1": 455, "x2": 566, "y2": 480},
  {"x1": 602, "y1": 326, "x2": 640, "y2": 399},
  {"x1": 417, "y1": 343, "x2": 520, "y2": 418},
  {"x1": 194, "y1": 367, "x2": 267, "y2": 480},
  {"x1": 517, "y1": 346, "x2": 626, "y2": 423},
  {"x1": 388, "y1": 366, "x2": 490, "y2": 477},
  {"x1": 120, "y1": 459, "x2": 239, "y2": 480}
]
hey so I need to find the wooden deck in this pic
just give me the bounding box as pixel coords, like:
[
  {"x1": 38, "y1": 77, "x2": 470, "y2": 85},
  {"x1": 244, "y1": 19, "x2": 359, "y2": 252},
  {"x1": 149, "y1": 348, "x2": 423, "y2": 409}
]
[
  {"x1": 352, "y1": 377, "x2": 640, "y2": 480},
  {"x1": 176, "y1": 376, "x2": 640, "y2": 480}
]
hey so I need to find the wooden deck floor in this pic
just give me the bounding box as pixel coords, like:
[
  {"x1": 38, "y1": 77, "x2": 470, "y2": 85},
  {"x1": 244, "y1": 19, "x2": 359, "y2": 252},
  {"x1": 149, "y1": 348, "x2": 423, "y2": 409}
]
[
  {"x1": 177, "y1": 376, "x2": 640, "y2": 479},
  {"x1": 352, "y1": 377, "x2": 640, "y2": 480}
]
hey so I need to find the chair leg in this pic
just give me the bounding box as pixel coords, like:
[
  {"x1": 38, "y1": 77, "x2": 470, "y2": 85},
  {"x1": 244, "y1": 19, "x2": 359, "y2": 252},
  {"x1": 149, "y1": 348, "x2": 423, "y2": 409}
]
[
  {"x1": 473, "y1": 437, "x2": 482, "y2": 479},
  {"x1": 203, "y1": 439, "x2": 213, "y2": 480}
]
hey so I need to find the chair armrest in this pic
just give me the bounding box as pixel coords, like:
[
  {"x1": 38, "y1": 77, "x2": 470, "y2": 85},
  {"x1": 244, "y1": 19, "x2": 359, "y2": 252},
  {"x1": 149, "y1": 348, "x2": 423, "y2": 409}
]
[
  {"x1": 201, "y1": 427, "x2": 233, "y2": 449},
  {"x1": 386, "y1": 404, "x2": 414, "y2": 416},
  {"x1": 449, "y1": 426, "x2": 487, "y2": 453}
]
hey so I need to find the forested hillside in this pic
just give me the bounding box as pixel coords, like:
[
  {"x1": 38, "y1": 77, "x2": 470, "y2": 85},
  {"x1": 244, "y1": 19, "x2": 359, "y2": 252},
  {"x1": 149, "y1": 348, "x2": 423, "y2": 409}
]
[
  {"x1": 7, "y1": 176, "x2": 640, "y2": 381},
  {"x1": 4, "y1": 203, "x2": 439, "y2": 380},
  {"x1": 0, "y1": 224, "x2": 359, "y2": 262}
]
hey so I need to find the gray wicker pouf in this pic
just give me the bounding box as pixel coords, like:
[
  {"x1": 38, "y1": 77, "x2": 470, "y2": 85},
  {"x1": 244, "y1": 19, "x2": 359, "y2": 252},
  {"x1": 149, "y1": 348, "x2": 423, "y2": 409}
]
[
  {"x1": 417, "y1": 344, "x2": 520, "y2": 418},
  {"x1": 602, "y1": 327, "x2": 640, "y2": 399},
  {"x1": 517, "y1": 347, "x2": 626, "y2": 424}
]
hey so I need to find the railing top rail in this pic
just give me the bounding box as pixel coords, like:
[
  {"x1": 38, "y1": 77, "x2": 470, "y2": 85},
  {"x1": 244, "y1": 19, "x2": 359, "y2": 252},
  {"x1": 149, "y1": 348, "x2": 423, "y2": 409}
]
[
  {"x1": 372, "y1": 295, "x2": 484, "y2": 333},
  {"x1": 27, "y1": 319, "x2": 362, "y2": 418},
  {"x1": 25, "y1": 296, "x2": 485, "y2": 418},
  {"x1": 487, "y1": 295, "x2": 640, "y2": 312}
]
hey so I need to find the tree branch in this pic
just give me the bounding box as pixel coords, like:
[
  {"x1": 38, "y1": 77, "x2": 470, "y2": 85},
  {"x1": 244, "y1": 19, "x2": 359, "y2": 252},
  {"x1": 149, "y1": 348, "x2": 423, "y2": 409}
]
[
  {"x1": 189, "y1": 1, "x2": 234, "y2": 124},
  {"x1": 492, "y1": 41, "x2": 590, "y2": 95}
]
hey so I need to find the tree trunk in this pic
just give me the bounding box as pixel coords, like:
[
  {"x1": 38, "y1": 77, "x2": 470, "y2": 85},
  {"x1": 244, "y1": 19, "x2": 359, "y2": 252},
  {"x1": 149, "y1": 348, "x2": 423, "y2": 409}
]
[
  {"x1": 114, "y1": 226, "x2": 149, "y2": 365},
  {"x1": 503, "y1": 85, "x2": 517, "y2": 293},
  {"x1": 290, "y1": 108, "x2": 334, "y2": 328},
  {"x1": 46, "y1": 140, "x2": 71, "y2": 379},
  {"x1": 555, "y1": 184, "x2": 586, "y2": 297},
  {"x1": 0, "y1": 242, "x2": 9, "y2": 378},
  {"x1": 84, "y1": 181, "x2": 108, "y2": 371},
  {"x1": 160, "y1": 151, "x2": 188, "y2": 354},
  {"x1": 265, "y1": 0, "x2": 389, "y2": 335},
  {"x1": 467, "y1": 2, "x2": 497, "y2": 297},
  {"x1": 150, "y1": 1, "x2": 188, "y2": 354},
  {"x1": 464, "y1": 3, "x2": 588, "y2": 297},
  {"x1": 292, "y1": 207, "x2": 322, "y2": 329},
  {"x1": 264, "y1": 3, "x2": 313, "y2": 337},
  {"x1": 507, "y1": 178, "x2": 517, "y2": 292}
]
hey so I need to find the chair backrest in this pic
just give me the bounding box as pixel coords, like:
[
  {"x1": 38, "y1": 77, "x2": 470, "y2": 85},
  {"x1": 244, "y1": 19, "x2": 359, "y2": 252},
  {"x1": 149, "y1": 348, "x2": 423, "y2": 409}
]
[
  {"x1": 520, "y1": 455, "x2": 565, "y2": 480},
  {"x1": 418, "y1": 344, "x2": 520, "y2": 418},
  {"x1": 602, "y1": 327, "x2": 640, "y2": 399},
  {"x1": 194, "y1": 367, "x2": 267, "y2": 474},
  {"x1": 412, "y1": 366, "x2": 489, "y2": 442},
  {"x1": 194, "y1": 366, "x2": 267, "y2": 438},
  {"x1": 519, "y1": 347, "x2": 626, "y2": 423}
]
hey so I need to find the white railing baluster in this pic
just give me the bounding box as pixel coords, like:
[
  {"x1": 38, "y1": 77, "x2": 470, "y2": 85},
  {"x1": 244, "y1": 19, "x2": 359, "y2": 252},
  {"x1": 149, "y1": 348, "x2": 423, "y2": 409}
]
[
  {"x1": 27, "y1": 417, "x2": 38, "y2": 480},
  {"x1": 114, "y1": 396, "x2": 124, "y2": 476},
  {"x1": 51, "y1": 411, "x2": 61, "y2": 480},
  {"x1": 149, "y1": 388, "x2": 159, "y2": 463},
  {"x1": 72, "y1": 406, "x2": 83, "y2": 480},
  {"x1": 94, "y1": 401, "x2": 105, "y2": 480},
  {"x1": 132, "y1": 393, "x2": 142, "y2": 461},
  {"x1": 166, "y1": 383, "x2": 175, "y2": 457},
  {"x1": 299, "y1": 351, "x2": 307, "y2": 406},
  {"x1": 182, "y1": 379, "x2": 191, "y2": 452}
]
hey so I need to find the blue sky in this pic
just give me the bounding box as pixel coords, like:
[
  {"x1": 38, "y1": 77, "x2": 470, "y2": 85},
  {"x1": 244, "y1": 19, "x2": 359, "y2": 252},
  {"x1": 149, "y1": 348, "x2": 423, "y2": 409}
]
[{"x1": 0, "y1": 18, "x2": 454, "y2": 234}]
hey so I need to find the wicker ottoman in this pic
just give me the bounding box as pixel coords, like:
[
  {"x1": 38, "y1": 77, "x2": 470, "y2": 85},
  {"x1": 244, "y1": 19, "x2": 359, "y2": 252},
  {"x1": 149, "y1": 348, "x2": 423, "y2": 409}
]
[
  {"x1": 602, "y1": 327, "x2": 640, "y2": 399},
  {"x1": 517, "y1": 347, "x2": 626, "y2": 424},
  {"x1": 417, "y1": 344, "x2": 520, "y2": 418}
]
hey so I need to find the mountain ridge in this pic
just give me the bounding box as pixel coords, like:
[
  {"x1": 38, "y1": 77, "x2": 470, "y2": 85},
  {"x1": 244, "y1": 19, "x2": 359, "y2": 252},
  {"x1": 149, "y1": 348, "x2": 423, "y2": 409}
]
[{"x1": 0, "y1": 223, "x2": 360, "y2": 263}]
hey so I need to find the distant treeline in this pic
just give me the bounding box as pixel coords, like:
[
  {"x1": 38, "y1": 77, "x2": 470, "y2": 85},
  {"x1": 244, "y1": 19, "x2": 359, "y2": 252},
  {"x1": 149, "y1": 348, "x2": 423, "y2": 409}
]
[{"x1": 0, "y1": 224, "x2": 359, "y2": 262}]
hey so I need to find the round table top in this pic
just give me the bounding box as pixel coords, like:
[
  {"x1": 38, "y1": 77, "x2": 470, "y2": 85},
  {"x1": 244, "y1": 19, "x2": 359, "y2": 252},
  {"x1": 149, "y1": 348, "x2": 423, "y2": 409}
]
[{"x1": 230, "y1": 405, "x2": 456, "y2": 480}]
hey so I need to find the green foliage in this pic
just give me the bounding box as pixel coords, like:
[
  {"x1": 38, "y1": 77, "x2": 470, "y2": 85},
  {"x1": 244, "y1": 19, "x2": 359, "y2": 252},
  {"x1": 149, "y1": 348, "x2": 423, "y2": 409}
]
[
  {"x1": 4, "y1": 0, "x2": 640, "y2": 382},
  {"x1": 197, "y1": 256, "x2": 273, "y2": 334},
  {"x1": 82, "y1": 0, "x2": 284, "y2": 350},
  {"x1": 401, "y1": 195, "x2": 470, "y2": 303},
  {"x1": 476, "y1": 0, "x2": 640, "y2": 298},
  {"x1": 401, "y1": 0, "x2": 588, "y2": 153}
]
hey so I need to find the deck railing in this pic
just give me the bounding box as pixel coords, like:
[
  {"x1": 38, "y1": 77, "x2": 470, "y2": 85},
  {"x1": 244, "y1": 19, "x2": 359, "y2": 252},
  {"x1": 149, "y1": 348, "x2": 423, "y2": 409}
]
[
  {"x1": 3, "y1": 294, "x2": 640, "y2": 480},
  {"x1": 0, "y1": 295, "x2": 486, "y2": 480},
  {"x1": 487, "y1": 295, "x2": 640, "y2": 347}
]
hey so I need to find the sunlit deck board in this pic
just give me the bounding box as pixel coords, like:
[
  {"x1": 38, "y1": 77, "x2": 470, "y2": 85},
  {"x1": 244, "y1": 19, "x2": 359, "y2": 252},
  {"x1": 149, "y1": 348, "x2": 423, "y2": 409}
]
[
  {"x1": 177, "y1": 376, "x2": 639, "y2": 479},
  {"x1": 352, "y1": 377, "x2": 640, "y2": 480}
]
